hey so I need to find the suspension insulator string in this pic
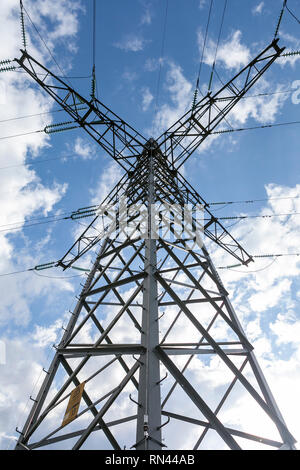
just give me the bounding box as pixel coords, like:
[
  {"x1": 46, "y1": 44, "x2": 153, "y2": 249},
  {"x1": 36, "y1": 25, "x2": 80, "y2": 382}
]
[
  {"x1": 274, "y1": 0, "x2": 287, "y2": 38},
  {"x1": 20, "y1": 0, "x2": 27, "y2": 50},
  {"x1": 44, "y1": 121, "x2": 79, "y2": 134},
  {"x1": 281, "y1": 50, "x2": 300, "y2": 57}
]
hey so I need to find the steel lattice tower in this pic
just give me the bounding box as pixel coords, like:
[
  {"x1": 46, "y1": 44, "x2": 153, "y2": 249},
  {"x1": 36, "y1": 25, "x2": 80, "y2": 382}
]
[{"x1": 13, "y1": 39, "x2": 297, "y2": 450}]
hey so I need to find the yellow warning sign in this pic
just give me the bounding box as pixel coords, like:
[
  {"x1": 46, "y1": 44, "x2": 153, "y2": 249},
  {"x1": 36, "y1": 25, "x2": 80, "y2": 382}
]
[{"x1": 62, "y1": 382, "x2": 85, "y2": 427}]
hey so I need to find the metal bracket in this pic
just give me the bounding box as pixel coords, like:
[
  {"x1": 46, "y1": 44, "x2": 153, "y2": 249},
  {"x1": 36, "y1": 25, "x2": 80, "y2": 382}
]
[
  {"x1": 156, "y1": 372, "x2": 168, "y2": 385},
  {"x1": 132, "y1": 354, "x2": 144, "y2": 365},
  {"x1": 129, "y1": 393, "x2": 142, "y2": 408},
  {"x1": 130, "y1": 435, "x2": 167, "y2": 449},
  {"x1": 156, "y1": 311, "x2": 165, "y2": 322},
  {"x1": 157, "y1": 415, "x2": 170, "y2": 430}
]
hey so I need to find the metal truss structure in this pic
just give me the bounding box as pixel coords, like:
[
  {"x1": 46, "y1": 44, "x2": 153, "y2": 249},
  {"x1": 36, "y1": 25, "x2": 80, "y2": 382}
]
[{"x1": 14, "y1": 39, "x2": 297, "y2": 450}]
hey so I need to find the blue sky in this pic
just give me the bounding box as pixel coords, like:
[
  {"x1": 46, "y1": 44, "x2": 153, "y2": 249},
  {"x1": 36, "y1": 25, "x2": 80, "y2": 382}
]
[{"x1": 0, "y1": 0, "x2": 300, "y2": 450}]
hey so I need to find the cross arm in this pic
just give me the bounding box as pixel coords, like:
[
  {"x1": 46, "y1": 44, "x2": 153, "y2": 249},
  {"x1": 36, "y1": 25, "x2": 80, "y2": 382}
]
[
  {"x1": 15, "y1": 50, "x2": 147, "y2": 172},
  {"x1": 157, "y1": 39, "x2": 285, "y2": 170}
]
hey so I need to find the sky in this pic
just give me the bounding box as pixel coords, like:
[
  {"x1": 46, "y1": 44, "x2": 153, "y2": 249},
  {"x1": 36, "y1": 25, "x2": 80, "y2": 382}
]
[{"x1": 0, "y1": 0, "x2": 300, "y2": 450}]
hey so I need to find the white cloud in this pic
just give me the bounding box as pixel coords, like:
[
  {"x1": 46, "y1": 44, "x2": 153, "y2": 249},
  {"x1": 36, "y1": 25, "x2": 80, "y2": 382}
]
[
  {"x1": 270, "y1": 311, "x2": 300, "y2": 346},
  {"x1": 228, "y1": 79, "x2": 288, "y2": 125},
  {"x1": 198, "y1": 30, "x2": 251, "y2": 70},
  {"x1": 24, "y1": 0, "x2": 83, "y2": 52},
  {"x1": 141, "y1": 86, "x2": 153, "y2": 111},
  {"x1": 144, "y1": 57, "x2": 161, "y2": 72},
  {"x1": 151, "y1": 61, "x2": 193, "y2": 136},
  {"x1": 73, "y1": 137, "x2": 95, "y2": 160},
  {"x1": 252, "y1": 2, "x2": 264, "y2": 15},
  {"x1": 0, "y1": 1, "x2": 86, "y2": 447},
  {"x1": 114, "y1": 35, "x2": 149, "y2": 52},
  {"x1": 31, "y1": 318, "x2": 65, "y2": 348},
  {"x1": 90, "y1": 161, "x2": 123, "y2": 206},
  {"x1": 248, "y1": 278, "x2": 292, "y2": 313},
  {"x1": 122, "y1": 69, "x2": 138, "y2": 81},
  {"x1": 0, "y1": 336, "x2": 50, "y2": 449},
  {"x1": 140, "y1": 5, "x2": 152, "y2": 25}
]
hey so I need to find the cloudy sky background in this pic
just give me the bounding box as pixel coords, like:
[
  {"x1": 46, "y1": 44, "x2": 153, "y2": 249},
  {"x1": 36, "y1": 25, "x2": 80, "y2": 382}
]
[{"x1": 0, "y1": 0, "x2": 300, "y2": 449}]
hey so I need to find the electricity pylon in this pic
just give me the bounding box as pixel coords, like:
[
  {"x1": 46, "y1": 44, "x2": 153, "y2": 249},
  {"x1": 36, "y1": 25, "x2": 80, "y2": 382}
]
[{"x1": 13, "y1": 39, "x2": 297, "y2": 450}]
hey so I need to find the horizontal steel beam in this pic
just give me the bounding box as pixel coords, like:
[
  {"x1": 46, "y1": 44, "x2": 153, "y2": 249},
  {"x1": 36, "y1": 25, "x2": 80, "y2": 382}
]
[
  {"x1": 57, "y1": 344, "x2": 145, "y2": 357},
  {"x1": 29, "y1": 415, "x2": 138, "y2": 449},
  {"x1": 162, "y1": 347, "x2": 248, "y2": 356},
  {"x1": 162, "y1": 411, "x2": 283, "y2": 448}
]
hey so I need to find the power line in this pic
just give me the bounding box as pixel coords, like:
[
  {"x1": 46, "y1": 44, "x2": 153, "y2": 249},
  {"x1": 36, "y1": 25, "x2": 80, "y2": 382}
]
[
  {"x1": 212, "y1": 119, "x2": 300, "y2": 135},
  {"x1": 221, "y1": 257, "x2": 279, "y2": 273},
  {"x1": 0, "y1": 203, "x2": 299, "y2": 235},
  {"x1": 219, "y1": 212, "x2": 300, "y2": 221},
  {"x1": 197, "y1": 0, "x2": 214, "y2": 92},
  {"x1": 237, "y1": 88, "x2": 294, "y2": 100},
  {"x1": 153, "y1": 0, "x2": 169, "y2": 128},
  {"x1": 286, "y1": 3, "x2": 300, "y2": 26},
  {"x1": 218, "y1": 252, "x2": 300, "y2": 272},
  {"x1": 208, "y1": 0, "x2": 227, "y2": 92},
  {"x1": 32, "y1": 270, "x2": 84, "y2": 279},
  {"x1": 0, "y1": 129, "x2": 43, "y2": 142},
  {"x1": 0, "y1": 152, "x2": 86, "y2": 171},
  {"x1": 1, "y1": 191, "x2": 300, "y2": 234},
  {"x1": 0, "y1": 209, "x2": 75, "y2": 230},
  {"x1": 0, "y1": 107, "x2": 76, "y2": 125},
  {"x1": 91, "y1": 0, "x2": 99, "y2": 101},
  {"x1": 13, "y1": 69, "x2": 92, "y2": 79},
  {"x1": 93, "y1": 0, "x2": 96, "y2": 68},
  {"x1": 0, "y1": 215, "x2": 71, "y2": 234},
  {"x1": 0, "y1": 204, "x2": 99, "y2": 233},
  {"x1": 1, "y1": 252, "x2": 299, "y2": 279},
  {"x1": 1, "y1": 105, "x2": 298, "y2": 146},
  {"x1": 0, "y1": 123, "x2": 80, "y2": 143},
  {"x1": 208, "y1": 195, "x2": 300, "y2": 206}
]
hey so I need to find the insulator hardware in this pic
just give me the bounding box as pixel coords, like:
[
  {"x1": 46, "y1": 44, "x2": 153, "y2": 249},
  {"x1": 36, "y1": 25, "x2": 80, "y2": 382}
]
[
  {"x1": 191, "y1": 88, "x2": 198, "y2": 111},
  {"x1": 33, "y1": 261, "x2": 57, "y2": 271},
  {"x1": 20, "y1": 0, "x2": 27, "y2": 50},
  {"x1": 44, "y1": 121, "x2": 79, "y2": 134},
  {"x1": 71, "y1": 209, "x2": 97, "y2": 220},
  {"x1": 91, "y1": 65, "x2": 96, "y2": 101},
  {"x1": 0, "y1": 66, "x2": 17, "y2": 73},
  {"x1": 282, "y1": 50, "x2": 300, "y2": 57},
  {"x1": 0, "y1": 59, "x2": 12, "y2": 65},
  {"x1": 274, "y1": 0, "x2": 287, "y2": 39}
]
